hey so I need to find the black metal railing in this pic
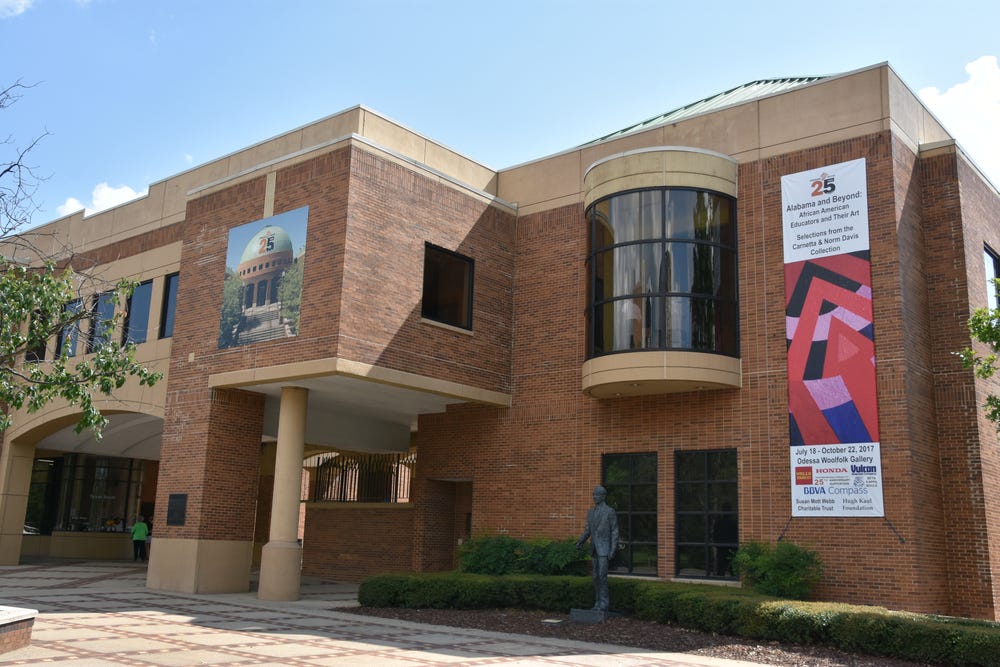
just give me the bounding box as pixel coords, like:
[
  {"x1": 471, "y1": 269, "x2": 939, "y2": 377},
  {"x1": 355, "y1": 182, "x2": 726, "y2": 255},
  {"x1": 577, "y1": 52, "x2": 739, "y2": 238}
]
[{"x1": 311, "y1": 452, "x2": 414, "y2": 503}]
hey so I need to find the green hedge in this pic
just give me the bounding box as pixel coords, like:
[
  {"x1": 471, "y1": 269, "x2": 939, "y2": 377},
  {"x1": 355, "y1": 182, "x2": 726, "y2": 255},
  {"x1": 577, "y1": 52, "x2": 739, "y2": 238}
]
[
  {"x1": 357, "y1": 573, "x2": 1000, "y2": 666},
  {"x1": 458, "y1": 536, "x2": 588, "y2": 576}
]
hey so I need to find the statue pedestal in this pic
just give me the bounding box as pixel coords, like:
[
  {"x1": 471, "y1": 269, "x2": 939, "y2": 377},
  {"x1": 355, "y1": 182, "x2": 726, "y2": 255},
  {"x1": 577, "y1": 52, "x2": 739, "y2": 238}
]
[{"x1": 570, "y1": 608, "x2": 617, "y2": 624}]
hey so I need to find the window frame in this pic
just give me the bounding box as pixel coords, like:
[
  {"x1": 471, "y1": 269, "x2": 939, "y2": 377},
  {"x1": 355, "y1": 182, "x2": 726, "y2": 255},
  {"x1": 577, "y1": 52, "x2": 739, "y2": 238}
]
[
  {"x1": 985, "y1": 246, "x2": 1000, "y2": 310},
  {"x1": 159, "y1": 273, "x2": 179, "y2": 339},
  {"x1": 87, "y1": 291, "x2": 117, "y2": 353},
  {"x1": 674, "y1": 448, "x2": 738, "y2": 581},
  {"x1": 54, "y1": 299, "x2": 83, "y2": 358},
  {"x1": 420, "y1": 243, "x2": 474, "y2": 330},
  {"x1": 602, "y1": 452, "x2": 658, "y2": 576},
  {"x1": 586, "y1": 187, "x2": 738, "y2": 359},
  {"x1": 24, "y1": 309, "x2": 48, "y2": 362},
  {"x1": 122, "y1": 280, "x2": 154, "y2": 346}
]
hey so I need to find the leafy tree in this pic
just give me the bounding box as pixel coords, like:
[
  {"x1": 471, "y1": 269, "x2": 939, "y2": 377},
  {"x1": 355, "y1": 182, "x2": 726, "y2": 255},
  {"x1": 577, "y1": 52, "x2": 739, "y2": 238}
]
[
  {"x1": 957, "y1": 289, "x2": 1000, "y2": 428},
  {"x1": 0, "y1": 81, "x2": 160, "y2": 435},
  {"x1": 277, "y1": 254, "x2": 303, "y2": 333},
  {"x1": 218, "y1": 269, "x2": 243, "y2": 348}
]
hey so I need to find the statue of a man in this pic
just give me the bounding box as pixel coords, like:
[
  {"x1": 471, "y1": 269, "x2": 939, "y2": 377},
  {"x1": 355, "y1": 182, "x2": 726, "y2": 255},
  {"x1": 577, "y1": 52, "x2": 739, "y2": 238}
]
[{"x1": 576, "y1": 485, "x2": 619, "y2": 611}]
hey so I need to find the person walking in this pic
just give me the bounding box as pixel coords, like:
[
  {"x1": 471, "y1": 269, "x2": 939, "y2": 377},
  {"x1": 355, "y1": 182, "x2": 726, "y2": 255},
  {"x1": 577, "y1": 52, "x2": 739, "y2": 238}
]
[
  {"x1": 131, "y1": 515, "x2": 149, "y2": 562},
  {"x1": 576, "y1": 485, "x2": 619, "y2": 611}
]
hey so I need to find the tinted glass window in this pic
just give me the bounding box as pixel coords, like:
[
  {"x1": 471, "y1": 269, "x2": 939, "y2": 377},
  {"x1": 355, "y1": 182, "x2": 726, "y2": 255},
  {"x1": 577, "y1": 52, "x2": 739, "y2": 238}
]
[
  {"x1": 159, "y1": 273, "x2": 179, "y2": 339},
  {"x1": 587, "y1": 188, "x2": 737, "y2": 358},
  {"x1": 123, "y1": 280, "x2": 153, "y2": 345},
  {"x1": 421, "y1": 244, "x2": 473, "y2": 330},
  {"x1": 985, "y1": 246, "x2": 1000, "y2": 309},
  {"x1": 603, "y1": 452, "x2": 657, "y2": 575},
  {"x1": 55, "y1": 299, "x2": 83, "y2": 358},
  {"x1": 675, "y1": 449, "x2": 738, "y2": 580}
]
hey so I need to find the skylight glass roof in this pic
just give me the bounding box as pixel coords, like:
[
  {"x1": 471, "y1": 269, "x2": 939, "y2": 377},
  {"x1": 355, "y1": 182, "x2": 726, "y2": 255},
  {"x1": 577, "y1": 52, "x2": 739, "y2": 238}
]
[{"x1": 583, "y1": 76, "x2": 827, "y2": 146}]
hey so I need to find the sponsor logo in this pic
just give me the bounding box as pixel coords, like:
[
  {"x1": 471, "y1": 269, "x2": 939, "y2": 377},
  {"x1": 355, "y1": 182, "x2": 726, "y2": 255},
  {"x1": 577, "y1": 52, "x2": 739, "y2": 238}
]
[
  {"x1": 795, "y1": 467, "x2": 812, "y2": 485},
  {"x1": 815, "y1": 467, "x2": 848, "y2": 474},
  {"x1": 811, "y1": 173, "x2": 835, "y2": 197},
  {"x1": 803, "y1": 486, "x2": 826, "y2": 495},
  {"x1": 851, "y1": 465, "x2": 876, "y2": 474}
]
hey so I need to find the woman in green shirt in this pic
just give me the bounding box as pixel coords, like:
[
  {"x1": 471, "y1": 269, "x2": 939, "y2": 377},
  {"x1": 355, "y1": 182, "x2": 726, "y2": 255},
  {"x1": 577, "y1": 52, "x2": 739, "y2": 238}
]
[{"x1": 131, "y1": 515, "x2": 149, "y2": 561}]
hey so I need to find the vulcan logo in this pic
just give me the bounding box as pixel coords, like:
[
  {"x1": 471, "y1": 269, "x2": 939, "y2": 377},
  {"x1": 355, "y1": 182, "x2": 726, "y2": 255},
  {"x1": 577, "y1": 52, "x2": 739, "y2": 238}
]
[
  {"x1": 795, "y1": 467, "x2": 812, "y2": 485},
  {"x1": 851, "y1": 465, "x2": 876, "y2": 474}
]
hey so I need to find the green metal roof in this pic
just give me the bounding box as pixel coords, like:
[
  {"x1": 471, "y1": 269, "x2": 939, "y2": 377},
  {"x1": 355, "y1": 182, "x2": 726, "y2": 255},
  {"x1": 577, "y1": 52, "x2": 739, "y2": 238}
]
[{"x1": 583, "y1": 76, "x2": 828, "y2": 146}]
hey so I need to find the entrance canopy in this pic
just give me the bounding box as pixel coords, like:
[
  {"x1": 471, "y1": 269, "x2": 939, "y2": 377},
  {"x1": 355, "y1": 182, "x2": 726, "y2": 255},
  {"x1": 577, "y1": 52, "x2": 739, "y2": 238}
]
[
  {"x1": 209, "y1": 357, "x2": 510, "y2": 453},
  {"x1": 35, "y1": 413, "x2": 163, "y2": 460}
]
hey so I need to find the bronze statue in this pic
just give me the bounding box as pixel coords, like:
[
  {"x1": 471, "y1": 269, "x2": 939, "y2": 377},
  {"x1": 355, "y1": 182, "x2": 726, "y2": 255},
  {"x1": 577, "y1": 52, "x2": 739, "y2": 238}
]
[{"x1": 576, "y1": 485, "x2": 619, "y2": 611}]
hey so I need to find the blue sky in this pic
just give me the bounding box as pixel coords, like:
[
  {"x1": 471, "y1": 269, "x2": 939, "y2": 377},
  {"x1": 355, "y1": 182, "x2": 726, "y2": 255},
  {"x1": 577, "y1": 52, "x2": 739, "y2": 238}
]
[{"x1": 2, "y1": 0, "x2": 998, "y2": 222}]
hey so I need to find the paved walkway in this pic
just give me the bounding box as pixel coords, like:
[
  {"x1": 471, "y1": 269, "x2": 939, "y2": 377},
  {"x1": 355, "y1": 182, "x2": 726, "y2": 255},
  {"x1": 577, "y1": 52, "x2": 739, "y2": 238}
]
[{"x1": 0, "y1": 560, "x2": 767, "y2": 666}]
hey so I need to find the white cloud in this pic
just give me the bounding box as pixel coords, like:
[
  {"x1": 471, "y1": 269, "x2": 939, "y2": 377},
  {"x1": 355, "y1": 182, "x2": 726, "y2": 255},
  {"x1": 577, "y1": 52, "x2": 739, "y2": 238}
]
[
  {"x1": 56, "y1": 198, "x2": 85, "y2": 217},
  {"x1": 918, "y1": 55, "x2": 1000, "y2": 188},
  {"x1": 57, "y1": 182, "x2": 146, "y2": 217},
  {"x1": 0, "y1": 0, "x2": 33, "y2": 18}
]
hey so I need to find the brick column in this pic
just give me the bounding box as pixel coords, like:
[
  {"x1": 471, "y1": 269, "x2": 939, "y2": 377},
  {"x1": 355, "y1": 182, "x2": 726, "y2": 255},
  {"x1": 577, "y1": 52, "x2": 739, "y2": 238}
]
[
  {"x1": 258, "y1": 386, "x2": 307, "y2": 600},
  {"x1": 148, "y1": 388, "x2": 264, "y2": 593}
]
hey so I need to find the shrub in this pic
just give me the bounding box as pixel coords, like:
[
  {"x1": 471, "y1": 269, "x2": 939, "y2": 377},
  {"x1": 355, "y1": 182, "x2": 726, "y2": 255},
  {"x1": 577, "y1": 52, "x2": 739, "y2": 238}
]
[
  {"x1": 732, "y1": 540, "x2": 823, "y2": 600},
  {"x1": 459, "y1": 535, "x2": 521, "y2": 575},
  {"x1": 520, "y1": 538, "x2": 589, "y2": 576},
  {"x1": 459, "y1": 535, "x2": 589, "y2": 576},
  {"x1": 359, "y1": 572, "x2": 1000, "y2": 665}
]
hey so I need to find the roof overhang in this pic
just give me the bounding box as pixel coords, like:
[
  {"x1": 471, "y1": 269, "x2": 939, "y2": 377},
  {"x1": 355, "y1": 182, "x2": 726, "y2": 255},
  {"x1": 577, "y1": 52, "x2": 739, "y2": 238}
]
[{"x1": 209, "y1": 356, "x2": 510, "y2": 453}]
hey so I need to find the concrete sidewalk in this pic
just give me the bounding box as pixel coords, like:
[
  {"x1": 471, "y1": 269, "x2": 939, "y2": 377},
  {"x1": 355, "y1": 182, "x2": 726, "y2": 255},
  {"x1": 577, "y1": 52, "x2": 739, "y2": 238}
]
[{"x1": 0, "y1": 560, "x2": 767, "y2": 666}]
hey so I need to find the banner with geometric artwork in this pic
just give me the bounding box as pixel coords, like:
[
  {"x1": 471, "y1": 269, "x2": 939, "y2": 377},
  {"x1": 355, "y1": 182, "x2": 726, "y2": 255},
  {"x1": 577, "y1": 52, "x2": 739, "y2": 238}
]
[{"x1": 781, "y1": 158, "x2": 884, "y2": 517}]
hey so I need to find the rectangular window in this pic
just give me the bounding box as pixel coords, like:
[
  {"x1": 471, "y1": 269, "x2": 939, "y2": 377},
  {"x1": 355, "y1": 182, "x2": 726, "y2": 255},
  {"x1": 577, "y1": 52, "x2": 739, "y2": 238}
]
[
  {"x1": 421, "y1": 243, "x2": 473, "y2": 330},
  {"x1": 985, "y1": 246, "x2": 1000, "y2": 309},
  {"x1": 159, "y1": 272, "x2": 179, "y2": 339},
  {"x1": 603, "y1": 452, "x2": 657, "y2": 575},
  {"x1": 24, "y1": 310, "x2": 47, "y2": 362},
  {"x1": 122, "y1": 280, "x2": 153, "y2": 345},
  {"x1": 54, "y1": 299, "x2": 83, "y2": 358},
  {"x1": 50, "y1": 454, "x2": 143, "y2": 533},
  {"x1": 675, "y1": 449, "x2": 738, "y2": 580},
  {"x1": 88, "y1": 291, "x2": 116, "y2": 352}
]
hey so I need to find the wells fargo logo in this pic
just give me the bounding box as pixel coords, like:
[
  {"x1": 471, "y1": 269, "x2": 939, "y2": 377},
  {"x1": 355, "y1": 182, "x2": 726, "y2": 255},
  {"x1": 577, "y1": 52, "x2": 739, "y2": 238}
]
[{"x1": 795, "y1": 466, "x2": 813, "y2": 485}]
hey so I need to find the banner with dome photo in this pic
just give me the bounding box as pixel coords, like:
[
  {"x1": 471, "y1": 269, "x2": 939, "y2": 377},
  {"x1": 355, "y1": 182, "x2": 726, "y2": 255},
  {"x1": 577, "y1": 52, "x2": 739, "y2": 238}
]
[{"x1": 218, "y1": 206, "x2": 308, "y2": 349}]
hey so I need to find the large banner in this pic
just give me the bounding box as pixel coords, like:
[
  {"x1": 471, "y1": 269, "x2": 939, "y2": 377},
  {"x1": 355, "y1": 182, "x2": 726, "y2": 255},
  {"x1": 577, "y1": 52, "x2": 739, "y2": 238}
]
[
  {"x1": 218, "y1": 206, "x2": 308, "y2": 349},
  {"x1": 781, "y1": 158, "x2": 884, "y2": 517}
]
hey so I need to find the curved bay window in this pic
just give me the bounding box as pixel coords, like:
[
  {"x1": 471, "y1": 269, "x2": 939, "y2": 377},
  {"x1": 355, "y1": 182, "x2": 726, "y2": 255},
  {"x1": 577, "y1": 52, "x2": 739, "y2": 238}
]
[{"x1": 586, "y1": 188, "x2": 737, "y2": 358}]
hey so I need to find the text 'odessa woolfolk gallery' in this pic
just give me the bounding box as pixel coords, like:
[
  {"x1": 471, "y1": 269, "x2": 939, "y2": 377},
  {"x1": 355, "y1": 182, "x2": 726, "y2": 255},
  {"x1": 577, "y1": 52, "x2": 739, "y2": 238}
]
[{"x1": 1, "y1": 62, "x2": 999, "y2": 618}]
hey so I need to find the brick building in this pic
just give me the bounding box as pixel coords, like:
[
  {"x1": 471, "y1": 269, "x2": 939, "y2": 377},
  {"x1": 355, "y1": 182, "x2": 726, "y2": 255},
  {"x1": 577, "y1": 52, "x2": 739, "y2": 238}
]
[{"x1": 1, "y1": 62, "x2": 999, "y2": 617}]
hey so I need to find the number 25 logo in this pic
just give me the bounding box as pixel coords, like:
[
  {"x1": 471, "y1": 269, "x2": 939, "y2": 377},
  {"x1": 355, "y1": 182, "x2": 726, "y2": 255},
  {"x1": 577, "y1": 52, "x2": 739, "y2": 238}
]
[
  {"x1": 810, "y1": 176, "x2": 835, "y2": 196},
  {"x1": 258, "y1": 234, "x2": 275, "y2": 254}
]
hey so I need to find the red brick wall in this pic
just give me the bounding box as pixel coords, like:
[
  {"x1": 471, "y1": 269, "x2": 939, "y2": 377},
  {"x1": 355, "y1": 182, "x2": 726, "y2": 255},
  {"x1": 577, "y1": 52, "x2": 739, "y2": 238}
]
[
  {"x1": 158, "y1": 142, "x2": 513, "y2": 556},
  {"x1": 408, "y1": 130, "x2": 1000, "y2": 617},
  {"x1": 337, "y1": 150, "x2": 514, "y2": 392},
  {"x1": 0, "y1": 618, "x2": 33, "y2": 655},
  {"x1": 891, "y1": 136, "x2": 950, "y2": 612},
  {"x1": 156, "y1": 388, "x2": 264, "y2": 540},
  {"x1": 946, "y1": 155, "x2": 1000, "y2": 617},
  {"x1": 148, "y1": 126, "x2": 1000, "y2": 617},
  {"x1": 302, "y1": 504, "x2": 414, "y2": 581},
  {"x1": 411, "y1": 478, "x2": 459, "y2": 572}
]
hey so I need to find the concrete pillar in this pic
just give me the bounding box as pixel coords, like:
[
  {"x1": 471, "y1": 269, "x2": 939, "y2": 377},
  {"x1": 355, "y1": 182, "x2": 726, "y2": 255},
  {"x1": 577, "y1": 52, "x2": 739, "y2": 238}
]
[
  {"x1": 0, "y1": 441, "x2": 34, "y2": 565},
  {"x1": 258, "y1": 386, "x2": 307, "y2": 600}
]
